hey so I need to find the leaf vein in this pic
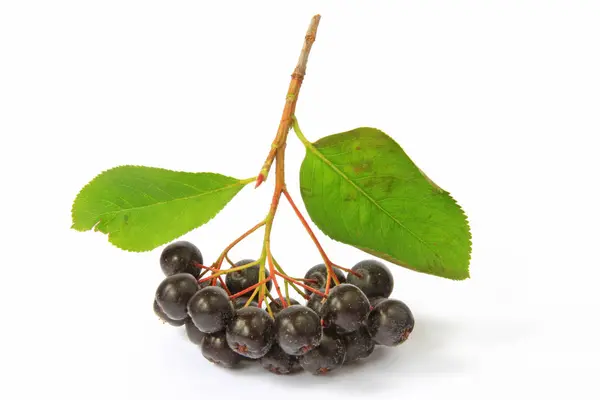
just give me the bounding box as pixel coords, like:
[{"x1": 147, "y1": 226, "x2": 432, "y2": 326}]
[
  {"x1": 306, "y1": 143, "x2": 442, "y2": 263},
  {"x1": 91, "y1": 180, "x2": 247, "y2": 220}
]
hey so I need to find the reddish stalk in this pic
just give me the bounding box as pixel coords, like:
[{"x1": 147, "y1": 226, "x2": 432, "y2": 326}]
[
  {"x1": 290, "y1": 277, "x2": 319, "y2": 283},
  {"x1": 330, "y1": 263, "x2": 360, "y2": 276},
  {"x1": 275, "y1": 271, "x2": 326, "y2": 297},
  {"x1": 205, "y1": 16, "x2": 325, "y2": 306},
  {"x1": 244, "y1": 287, "x2": 260, "y2": 307},
  {"x1": 217, "y1": 276, "x2": 231, "y2": 295},
  {"x1": 229, "y1": 277, "x2": 273, "y2": 300},
  {"x1": 282, "y1": 188, "x2": 343, "y2": 287},
  {"x1": 193, "y1": 262, "x2": 214, "y2": 272},
  {"x1": 267, "y1": 250, "x2": 287, "y2": 307},
  {"x1": 198, "y1": 268, "x2": 210, "y2": 280},
  {"x1": 282, "y1": 188, "x2": 361, "y2": 279},
  {"x1": 197, "y1": 261, "x2": 256, "y2": 284},
  {"x1": 214, "y1": 220, "x2": 265, "y2": 270}
]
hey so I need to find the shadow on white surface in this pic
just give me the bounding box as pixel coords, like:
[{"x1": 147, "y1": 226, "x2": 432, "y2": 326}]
[{"x1": 184, "y1": 315, "x2": 471, "y2": 394}]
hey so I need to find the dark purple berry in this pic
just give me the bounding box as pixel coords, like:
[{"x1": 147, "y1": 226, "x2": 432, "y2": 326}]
[
  {"x1": 226, "y1": 306, "x2": 274, "y2": 359},
  {"x1": 201, "y1": 330, "x2": 242, "y2": 368},
  {"x1": 346, "y1": 260, "x2": 394, "y2": 298},
  {"x1": 306, "y1": 294, "x2": 325, "y2": 316},
  {"x1": 274, "y1": 305, "x2": 322, "y2": 356},
  {"x1": 185, "y1": 319, "x2": 206, "y2": 345},
  {"x1": 299, "y1": 333, "x2": 346, "y2": 375},
  {"x1": 199, "y1": 278, "x2": 223, "y2": 290},
  {"x1": 153, "y1": 300, "x2": 187, "y2": 327},
  {"x1": 268, "y1": 297, "x2": 300, "y2": 315},
  {"x1": 369, "y1": 296, "x2": 387, "y2": 308},
  {"x1": 225, "y1": 259, "x2": 272, "y2": 294},
  {"x1": 232, "y1": 296, "x2": 258, "y2": 310},
  {"x1": 187, "y1": 286, "x2": 234, "y2": 333},
  {"x1": 341, "y1": 326, "x2": 375, "y2": 363},
  {"x1": 260, "y1": 344, "x2": 300, "y2": 375},
  {"x1": 155, "y1": 273, "x2": 199, "y2": 320},
  {"x1": 367, "y1": 299, "x2": 414, "y2": 346},
  {"x1": 303, "y1": 264, "x2": 346, "y2": 295},
  {"x1": 321, "y1": 284, "x2": 370, "y2": 333},
  {"x1": 160, "y1": 241, "x2": 203, "y2": 278}
]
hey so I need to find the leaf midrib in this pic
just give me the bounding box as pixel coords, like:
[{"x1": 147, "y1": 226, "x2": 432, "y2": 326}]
[
  {"x1": 305, "y1": 142, "x2": 443, "y2": 263},
  {"x1": 88, "y1": 178, "x2": 252, "y2": 219}
]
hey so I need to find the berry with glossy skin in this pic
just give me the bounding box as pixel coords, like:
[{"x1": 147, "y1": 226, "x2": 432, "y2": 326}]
[
  {"x1": 321, "y1": 284, "x2": 370, "y2": 333},
  {"x1": 201, "y1": 330, "x2": 242, "y2": 368},
  {"x1": 226, "y1": 306, "x2": 275, "y2": 359},
  {"x1": 153, "y1": 300, "x2": 187, "y2": 327},
  {"x1": 368, "y1": 296, "x2": 387, "y2": 308},
  {"x1": 306, "y1": 294, "x2": 325, "y2": 316},
  {"x1": 260, "y1": 344, "x2": 300, "y2": 375},
  {"x1": 346, "y1": 260, "x2": 394, "y2": 298},
  {"x1": 367, "y1": 299, "x2": 414, "y2": 346},
  {"x1": 155, "y1": 273, "x2": 200, "y2": 320},
  {"x1": 187, "y1": 286, "x2": 234, "y2": 333},
  {"x1": 341, "y1": 326, "x2": 375, "y2": 363},
  {"x1": 274, "y1": 305, "x2": 322, "y2": 356},
  {"x1": 160, "y1": 241, "x2": 203, "y2": 278},
  {"x1": 232, "y1": 296, "x2": 258, "y2": 310},
  {"x1": 299, "y1": 333, "x2": 346, "y2": 375},
  {"x1": 303, "y1": 264, "x2": 346, "y2": 295},
  {"x1": 268, "y1": 297, "x2": 300, "y2": 315},
  {"x1": 199, "y1": 279, "x2": 223, "y2": 290},
  {"x1": 225, "y1": 259, "x2": 272, "y2": 294},
  {"x1": 185, "y1": 319, "x2": 206, "y2": 345}
]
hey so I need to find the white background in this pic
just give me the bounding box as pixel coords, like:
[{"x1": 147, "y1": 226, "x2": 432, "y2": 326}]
[{"x1": 1, "y1": 1, "x2": 599, "y2": 399}]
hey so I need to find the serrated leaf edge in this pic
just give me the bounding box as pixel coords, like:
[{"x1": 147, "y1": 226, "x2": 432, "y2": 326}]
[
  {"x1": 301, "y1": 127, "x2": 472, "y2": 280},
  {"x1": 70, "y1": 165, "x2": 254, "y2": 252}
]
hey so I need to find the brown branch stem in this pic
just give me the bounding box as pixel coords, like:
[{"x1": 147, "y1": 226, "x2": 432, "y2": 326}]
[{"x1": 255, "y1": 15, "x2": 321, "y2": 187}]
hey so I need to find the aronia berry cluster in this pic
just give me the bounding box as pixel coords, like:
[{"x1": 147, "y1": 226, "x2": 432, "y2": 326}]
[{"x1": 153, "y1": 241, "x2": 415, "y2": 375}]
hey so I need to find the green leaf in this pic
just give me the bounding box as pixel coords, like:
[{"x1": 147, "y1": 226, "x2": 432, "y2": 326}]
[
  {"x1": 71, "y1": 166, "x2": 253, "y2": 252},
  {"x1": 297, "y1": 126, "x2": 471, "y2": 280}
]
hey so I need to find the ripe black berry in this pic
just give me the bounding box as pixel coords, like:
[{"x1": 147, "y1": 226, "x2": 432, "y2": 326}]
[
  {"x1": 225, "y1": 259, "x2": 272, "y2": 294},
  {"x1": 201, "y1": 330, "x2": 242, "y2": 368},
  {"x1": 274, "y1": 305, "x2": 322, "y2": 356},
  {"x1": 268, "y1": 297, "x2": 300, "y2": 315},
  {"x1": 153, "y1": 300, "x2": 186, "y2": 326},
  {"x1": 260, "y1": 344, "x2": 300, "y2": 375},
  {"x1": 187, "y1": 286, "x2": 234, "y2": 333},
  {"x1": 341, "y1": 326, "x2": 375, "y2": 363},
  {"x1": 199, "y1": 278, "x2": 223, "y2": 290},
  {"x1": 185, "y1": 319, "x2": 206, "y2": 345},
  {"x1": 367, "y1": 299, "x2": 414, "y2": 346},
  {"x1": 299, "y1": 333, "x2": 346, "y2": 375},
  {"x1": 368, "y1": 296, "x2": 386, "y2": 308},
  {"x1": 226, "y1": 306, "x2": 275, "y2": 359},
  {"x1": 160, "y1": 241, "x2": 203, "y2": 278},
  {"x1": 232, "y1": 295, "x2": 258, "y2": 310},
  {"x1": 155, "y1": 273, "x2": 200, "y2": 320},
  {"x1": 306, "y1": 294, "x2": 325, "y2": 316},
  {"x1": 321, "y1": 284, "x2": 370, "y2": 333},
  {"x1": 303, "y1": 264, "x2": 346, "y2": 295},
  {"x1": 346, "y1": 260, "x2": 394, "y2": 298}
]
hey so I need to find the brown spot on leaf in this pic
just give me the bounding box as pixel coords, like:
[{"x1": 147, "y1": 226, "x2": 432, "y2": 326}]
[{"x1": 352, "y1": 160, "x2": 372, "y2": 174}]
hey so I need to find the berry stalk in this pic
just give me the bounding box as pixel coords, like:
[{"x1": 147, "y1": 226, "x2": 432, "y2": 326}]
[
  {"x1": 200, "y1": 15, "x2": 346, "y2": 307},
  {"x1": 213, "y1": 220, "x2": 265, "y2": 271},
  {"x1": 255, "y1": 15, "x2": 321, "y2": 305}
]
